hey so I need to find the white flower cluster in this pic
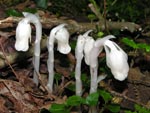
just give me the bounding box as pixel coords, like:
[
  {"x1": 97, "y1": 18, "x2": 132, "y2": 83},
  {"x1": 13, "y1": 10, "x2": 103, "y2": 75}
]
[
  {"x1": 15, "y1": 12, "x2": 129, "y2": 94},
  {"x1": 75, "y1": 30, "x2": 129, "y2": 95}
]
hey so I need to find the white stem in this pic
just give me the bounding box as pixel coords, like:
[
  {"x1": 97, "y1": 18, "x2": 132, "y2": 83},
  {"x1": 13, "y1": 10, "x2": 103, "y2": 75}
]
[
  {"x1": 75, "y1": 56, "x2": 83, "y2": 96},
  {"x1": 47, "y1": 24, "x2": 69, "y2": 92},
  {"x1": 75, "y1": 34, "x2": 87, "y2": 96},
  {"x1": 90, "y1": 66, "x2": 98, "y2": 94},
  {"x1": 23, "y1": 12, "x2": 42, "y2": 85},
  {"x1": 89, "y1": 65, "x2": 98, "y2": 113},
  {"x1": 47, "y1": 43, "x2": 54, "y2": 92},
  {"x1": 97, "y1": 74, "x2": 107, "y2": 83}
]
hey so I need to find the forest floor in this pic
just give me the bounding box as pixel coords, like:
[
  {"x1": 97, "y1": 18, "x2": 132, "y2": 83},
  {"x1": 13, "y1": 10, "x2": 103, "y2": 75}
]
[{"x1": 0, "y1": 1, "x2": 150, "y2": 113}]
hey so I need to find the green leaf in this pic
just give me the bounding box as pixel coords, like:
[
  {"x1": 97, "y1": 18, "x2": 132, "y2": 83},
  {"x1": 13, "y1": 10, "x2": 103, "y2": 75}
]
[
  {"x1": 23, "y1": 8, "x2": 37, "y2": 14},
  {"x1": 86, "y1": 92, "x2": 99, "y2": 106},
  {"x1": 35, "y1": 0, "x2": 48, "y2": 9},
  {"x1": 70, "y1": 40, "x2": 76, "y2": 51},
  {"x1": 66, "y1": 95, "x2": 85, "y2": 106},
  {"x1": 124, "y1": 110, "x2": 135, "y2": 113},
  {"x1": 137, "y1": 43, "x2": 150, "y2": 52},
  {"x1": 134, "y1": 104, "x2": 150, "y2": 113},
  {"x1": 49, "y1": 103, "x2": 69, "y2": 113},
  {"x1": 81, "y1": 73, "x2": 87, "y2": 82},
  {"x1": 121, "y1": 37, "x2": 138, "y2": 49},
  {"x1": 54, "y1": 73, "x2": 62, "y2": 81},
  {"x1": 98, "y1": 89, "x2": 112, "y2": 103},
  {"x1": 106, "y1": 104, "x2": 120, "y2": 113},
  {"x1": 6, "y1": 9, "x2": 22, "y2": 17}
]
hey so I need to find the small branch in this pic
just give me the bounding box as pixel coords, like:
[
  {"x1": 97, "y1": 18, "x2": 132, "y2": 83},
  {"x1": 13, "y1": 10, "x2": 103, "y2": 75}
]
[
  {"x1": 88, "y1": 3, "x2": 141, "y2": 33},
  {"x1": 0, "y1": 37, "x2": 47, "y2": 69},
  {"x1": 0, "y1": 40, "x2": 18, "y2": 79},
  {"x1": 103, "y1": 0, "x2": 109, "y2": 33},
  {"x1": 0, "y1": 14, "x2": 141, "y2": 33},
  {"x1": 88, "y1": 3, "x2": 104, "y2": 22},
  {"x1": 100, "y1": 81, "x2": 149, "y2": 109}
]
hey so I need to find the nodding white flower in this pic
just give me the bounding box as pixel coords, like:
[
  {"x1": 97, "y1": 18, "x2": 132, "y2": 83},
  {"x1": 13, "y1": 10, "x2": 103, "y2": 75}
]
[
  {"x1": 47, "y1": 23, "x2": 71, "y2": 92},
  {"x1": 48, "y1": 24, "x2": 71, "y2": 54},
  {"x1": 83, "y1": 36, "x2": 95, "y2": 65},
  {"x1": 75, "y1": 30, "x2": 93, "y2": 60},
  {"x1": 75, "y1": 35, "x2": 86, "y2": 59},
  {"x1": 15, "y1": 18, "x2": 31, "y2": 51},
  {"x1": 15, "y1": 12, "x2": 42, "y2": 86},
  {"x1": 104, "y1": 40, "x2": 129, "y2": 81},
  {"x1": 90, "y1": 35, "x2": 116, "y2": 68},
  {"x1": 55, "y1": 27, "x2": 71, "y2": 54}
]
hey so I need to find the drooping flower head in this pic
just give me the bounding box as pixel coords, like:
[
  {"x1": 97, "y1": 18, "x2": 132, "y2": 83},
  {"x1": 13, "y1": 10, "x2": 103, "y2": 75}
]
[
  {"x1": 104, "y1": 40, "x2": 129, "y2": 81},
  {"x1": 15, "y1": 18, "x2": 31, "y2": 51},
  {"x1": 48, "y1": 24, "x2": 71, "y2": 54},
  {"x1": 89, "y1": 35, "x2": 115, "y2": 68}
]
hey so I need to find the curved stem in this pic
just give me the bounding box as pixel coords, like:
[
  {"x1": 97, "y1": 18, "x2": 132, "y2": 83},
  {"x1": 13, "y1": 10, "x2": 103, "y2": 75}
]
[
  {"x1": 47, "y1": 24, "x2": 69, "y2": 92},
  {"x1": 23, "y1": 12, "x2": 42, "y2": 85},
  {"x1": 33, "y1": 22, "x2": 42, "y2": 85}
]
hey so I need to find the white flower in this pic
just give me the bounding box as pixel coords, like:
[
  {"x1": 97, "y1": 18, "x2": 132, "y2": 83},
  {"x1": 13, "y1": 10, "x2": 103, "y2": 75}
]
[
  {"x1": 75, "y1": 35, "x2": 85, "y2": 59},
  {"x1": 55, "y1": 27, "x2": 71, "y2": 54},
  {"x1": 90, "y1": 35, "x2": 116, "y2": 68},
  {"x1": 83, "y1": 36, "x2": 95, "y2": 65},
  {"x1": 75, "y1": 30, "x2": 93, "y2": 60},
  {"x1": 48, "y1": 24, "x2": 71, "y2": 54},
  {"x1": 15, "y1": 19, "x2": 31, "y2": 51},
  {"x1": 104, "y1": 40, "x2": 129, "y2": 81}
]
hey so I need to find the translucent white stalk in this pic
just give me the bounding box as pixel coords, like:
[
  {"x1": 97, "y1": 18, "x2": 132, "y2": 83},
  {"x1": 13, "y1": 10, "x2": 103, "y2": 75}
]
[
  {"x1": 88, "y1": 35, "x2": 116, "y2": 93},
  {"x1": 47, "y1": 24, "x2": 71, "y2": 92},
  {"x1": 23, "y1": 12, "x2": 42, "y2": 85},
  {"x1": 87, "y1": 35, "x2": 115, "y2": 113},
  {"x1": 75, "y1": 30, "x2": 92, "y2": 96},
  {"x1": 15, "y1": 12, "x2": 42, "y2": 85},
  {"x1": 75, "y1": 35, "x2": 85, "y2": 96}
]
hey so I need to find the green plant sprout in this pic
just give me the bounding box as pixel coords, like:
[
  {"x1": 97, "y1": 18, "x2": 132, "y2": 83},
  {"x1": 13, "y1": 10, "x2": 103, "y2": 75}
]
[
  {"x1": 48, "y1": 89, "x2": 120, "y2": 113},
  {"x1": 125, "y1": 104, "x2": 150, "y2": 113}
]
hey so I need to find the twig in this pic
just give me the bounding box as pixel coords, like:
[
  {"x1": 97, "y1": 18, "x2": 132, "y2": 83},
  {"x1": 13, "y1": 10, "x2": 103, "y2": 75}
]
[
  {"x1": 108, "y1": 89, "x2": 149, "y2": 109},
  {"x1": 103, "y1": 0, "x2": 109, "y2": 33},
  {"x1": 88, "y1": 3, "x2": 104, "y2": 22},
  {"x1": 0, "y1": 40, "x2": 18, "y2": 80},
  {"x1": 101, "y1": 81, "x2": 150, "y2": 109},
  {"x1": 57, "y1": 81, "x2": 74, "y2": 96}
]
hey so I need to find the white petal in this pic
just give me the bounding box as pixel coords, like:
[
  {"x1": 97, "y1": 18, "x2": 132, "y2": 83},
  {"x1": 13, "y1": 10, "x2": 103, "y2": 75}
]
[
  {"x1": 89, "y1": 35, "x2": 115, "y2": 68},
  {"x1": 23, "y1": 12, "x2": 40, "y2": 24},
  {"x1": 83, "y1": 30, "x2": 93, "y2": 37},
  {"x1": 48, "y1": 24, "x2": 71, "y2": 54},
  {"x1": 15, "y1": 19, "x2": 31, "y2": 51},
  {"x1": 55, "y1": 26, "x2": 71, "y2": 54},
  {"x1": 75, "y1": 35, "x2": 85, "y2": 59},
  {"x1": 84, "y1": 37, "x2": 95, "y2": 65},
  {"x1": 104, "y1": 40, "x2": 129, "y2": 81}
]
